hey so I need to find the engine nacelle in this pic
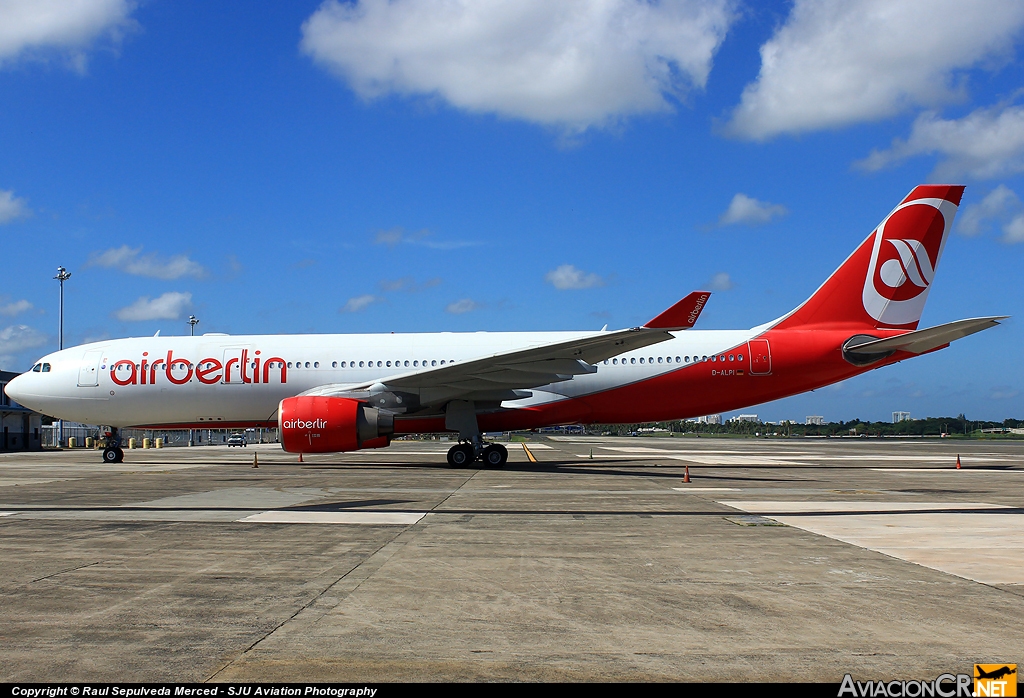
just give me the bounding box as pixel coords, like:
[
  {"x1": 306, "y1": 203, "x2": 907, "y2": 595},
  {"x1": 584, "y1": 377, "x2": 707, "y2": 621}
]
[{"x1": 279, "y1": 396, "x2": 394, "y2": 454}]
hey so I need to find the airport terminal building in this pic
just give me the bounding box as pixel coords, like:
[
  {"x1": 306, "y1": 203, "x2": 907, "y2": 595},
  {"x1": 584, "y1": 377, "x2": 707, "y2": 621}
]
[{"x1": 0, "y1": 370, "x2": 43, "y2": 452}]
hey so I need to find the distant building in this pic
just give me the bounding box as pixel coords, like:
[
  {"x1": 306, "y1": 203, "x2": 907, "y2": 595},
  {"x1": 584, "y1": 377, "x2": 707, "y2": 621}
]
[
  {"x1": 806, "y1": 416, "x2": 825, "y2": 425},
  {"x1": 893, "y1": 411, "x2": 911, "y2": 423},
  {"x1": 697, "y1": 414, "x2": 722, "y2": 425},
  {"x1": 1, "y1": 370, "x2": 44, "y2": 451},
  {"x1": 732, "y1": 414, "x2": 759, "y2": 423}
]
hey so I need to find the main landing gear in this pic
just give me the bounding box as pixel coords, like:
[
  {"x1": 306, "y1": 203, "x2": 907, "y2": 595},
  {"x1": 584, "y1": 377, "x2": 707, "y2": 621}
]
[
  {"x1": 101, "y1": 428, "x2": 124, "y2": 463},
  {"x1": 443, "y1": 399, "x2": 508, "y2": 468},
  {"x1": 446, "y1": 442, "x2": 508, "y2": 468}
]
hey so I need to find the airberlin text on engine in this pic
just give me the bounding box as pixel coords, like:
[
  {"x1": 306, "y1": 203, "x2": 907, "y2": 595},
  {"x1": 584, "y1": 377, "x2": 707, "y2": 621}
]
[{"x1": 107, "y1": 349, "x2": 288, "y2": 387}]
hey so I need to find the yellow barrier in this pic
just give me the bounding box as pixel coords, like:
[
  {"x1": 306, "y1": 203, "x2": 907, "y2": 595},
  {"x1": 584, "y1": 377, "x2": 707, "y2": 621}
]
[
  {"x1": 155, "y1": 438, "x2": 163, "y2": 448},
  {"x1": 128, "y1": 438, "x2": 137, "y2": 449},
  {"x1": 68, "y1": 437, "x2": 77, "y2": 448},
  {"x1": 143, "y1": 438, "x2": 151, "y2": 449},
  {"x1": 85, "y1": 437, "x2": 94, "y2": 449}
]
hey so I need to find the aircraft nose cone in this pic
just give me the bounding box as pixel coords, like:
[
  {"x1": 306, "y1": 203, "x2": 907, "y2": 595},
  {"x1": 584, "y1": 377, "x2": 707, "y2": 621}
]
[{"x1": 4, "y1": 373, "x2": 26, "y2": 405}]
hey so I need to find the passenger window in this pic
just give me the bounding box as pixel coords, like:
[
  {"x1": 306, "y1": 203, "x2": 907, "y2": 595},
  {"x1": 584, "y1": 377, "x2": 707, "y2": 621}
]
[
  {"x1": 728, "y1": 355, "x2": 734, "y2": 362},
  {"x1": 702, "y1": 355, "x2": 707, "y2": 361},
  {"x1": 287, "y1": 362, "x2": 293, "y2": 368},
  {"x1": 405, "y1": 360, "x2": 410, "y2": 367},
  {"x1": 386, "y1": 361, "x2": 392, "y2": 367},
  {"x1": 639, "y1": 357, "x2": 645, "y2": 364},
  {"x1": 738, "y1": 354, "x2": 743, "y2": 361},
  {"x1": 630, "y1": 358, "x2": 636, "y2": 364},
  {"x1": 440, "y1": 360, "x2": 446, "y2": 365},
  {"x1": 314, "y1": 362, "x2": 320, "y2": 368},
  {"x1": 658, "y1": 357, "x2": 663, "y2": 364},
  {"x1": 676, "y1": 356, "x2": 681, "y2": 363},
  {"x1": 413, "y1": 360, "x2": 419, "y2": 367},
  {"x1": 431, "y1": 360, "x2": 437, "y2": 366},
  {"x1": 359, "y1": 361, "x2": 364, "y2": 367}
]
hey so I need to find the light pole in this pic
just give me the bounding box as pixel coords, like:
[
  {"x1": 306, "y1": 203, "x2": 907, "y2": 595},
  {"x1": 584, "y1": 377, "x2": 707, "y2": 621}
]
[
  {"x1": 54, "y1": 266, "x2": 71, "y2": 447},
  {"x1": 187, "y1": 314, "x2": 199, "y2": 446}
]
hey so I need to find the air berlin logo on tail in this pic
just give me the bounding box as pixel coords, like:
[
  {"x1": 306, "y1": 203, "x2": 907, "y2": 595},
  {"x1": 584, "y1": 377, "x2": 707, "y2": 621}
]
[{"x1": 863, "y1": 197, "x2": 957, "y2": 327}]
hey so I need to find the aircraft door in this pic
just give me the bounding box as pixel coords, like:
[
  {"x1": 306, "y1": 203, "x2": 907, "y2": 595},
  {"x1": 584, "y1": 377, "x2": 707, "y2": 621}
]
[
  {"x1": 221, "y1": 347, "x2": 251, "y2": 384},
  {"x1": 78, "y1": 350, "x2": 103, "y2": 387},
  {"x1": 748, "y1": 339, "x2": 772, "y2": 375}
]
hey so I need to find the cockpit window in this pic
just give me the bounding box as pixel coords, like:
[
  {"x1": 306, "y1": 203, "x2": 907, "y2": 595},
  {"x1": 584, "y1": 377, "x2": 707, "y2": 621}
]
[
  {"x1": 41, "y1": 363, "x2": 51, "y2": 372},
  {"x1": 31, "y1": 363, "x2": 41, "y2": 372}
]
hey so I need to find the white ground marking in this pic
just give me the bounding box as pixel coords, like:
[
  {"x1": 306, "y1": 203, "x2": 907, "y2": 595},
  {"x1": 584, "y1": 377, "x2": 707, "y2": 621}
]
[
  {"x1": 238, "y1": 511, "x2": 426, "y2": 525},
  {"x1": 520, "y1": 443, "x2": 553, "y2": 449},
  {"x1": 718, "y1": 500, "x2": 1023, "y2": 585},
  {"x1": 0, "y1": 478, "x2": 81, "y2": 487},
  {"x1": 128, "y1": 487, "x2": 331, "y2": 510},
  {"x1": 872, "y1": 468, "x2": 1024, "y2": 473},
  {"x1": 582, "y1": 451, "x2": 804, "y2": 466},
  {"x1": 671, "y1": 487, "x2": 740, "y2": 492},
  {"x1": 0, "y1": 512, "x2": 16, "y2": 517}
]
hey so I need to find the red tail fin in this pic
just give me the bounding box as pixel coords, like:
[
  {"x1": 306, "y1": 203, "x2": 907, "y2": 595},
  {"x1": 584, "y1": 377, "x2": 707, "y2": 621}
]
[{"x1": 775, "y1": 185, "x2": 964, "y2": 331}]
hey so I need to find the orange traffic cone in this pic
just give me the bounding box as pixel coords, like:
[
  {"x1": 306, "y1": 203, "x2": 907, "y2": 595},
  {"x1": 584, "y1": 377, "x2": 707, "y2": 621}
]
[
  {"x1": 956, "y1": 454, "x2": 961, "y2": 470},
  {"x1": 252, "y1": 453, "x2": 259, "y2": 469},
  {"x1": 683, "y1": 465, "x2": 691, "y2": 483}
]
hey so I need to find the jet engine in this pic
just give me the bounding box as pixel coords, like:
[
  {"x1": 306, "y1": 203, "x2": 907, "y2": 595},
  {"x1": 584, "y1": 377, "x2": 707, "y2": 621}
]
[{"x1": 279, "y1": 396, "x2": 394, "y2": 453}]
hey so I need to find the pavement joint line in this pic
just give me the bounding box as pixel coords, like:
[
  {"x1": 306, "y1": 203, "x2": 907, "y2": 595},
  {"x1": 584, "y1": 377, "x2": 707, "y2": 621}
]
[
  {"x1": 208, "y1": 468, "x2": 481, "y2": 680},
  {"x1": 29, "y1": 560, "x2": 105, "y2": 585}
]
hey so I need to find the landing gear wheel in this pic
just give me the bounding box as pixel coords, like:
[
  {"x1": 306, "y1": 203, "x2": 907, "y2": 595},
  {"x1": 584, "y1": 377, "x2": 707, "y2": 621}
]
[
  {"x1": 102, "y1": 447, "x2": 124, "y2": 464},
  {"x1": 482, "y1": 444, "x2": 508, "y2": 468},
  {"x1": 447, "y1": 443, "x2": 475, "y2": 468}
]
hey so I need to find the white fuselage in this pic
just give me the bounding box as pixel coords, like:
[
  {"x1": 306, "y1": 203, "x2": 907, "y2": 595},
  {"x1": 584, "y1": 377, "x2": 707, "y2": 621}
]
[{"x1": 8, "y1": 329, "x2": 758, "y2": 428}]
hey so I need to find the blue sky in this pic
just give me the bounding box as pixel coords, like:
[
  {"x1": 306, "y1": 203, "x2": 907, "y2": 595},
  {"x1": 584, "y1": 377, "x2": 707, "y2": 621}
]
[{"x1": 1, "y1": 0, "x2": 1023, "y2": 423}]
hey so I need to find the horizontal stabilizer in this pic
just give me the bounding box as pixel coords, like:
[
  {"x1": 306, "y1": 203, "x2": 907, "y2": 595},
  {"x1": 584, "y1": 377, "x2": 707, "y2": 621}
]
[
  {"x1": 845, "y1": 316, "x2": 1007, "y2": 355},
  {"x1": 644, "y1": 291, "x2": 711, "y2": 330}
]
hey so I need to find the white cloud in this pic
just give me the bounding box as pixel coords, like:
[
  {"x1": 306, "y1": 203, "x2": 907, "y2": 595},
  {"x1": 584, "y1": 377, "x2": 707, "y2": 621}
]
[
  {"x1": 0, "y1": 0, "x2": 138, "y2": 70},
  {"x1": 706, "y1": 272, "x2": 733, "y2": 291},
  {"x1": 0, "y1": 189, "x2": 30, "y2": 223},
  {"x1": 953, "y1": 185, "x2": 1024, "y2": 244},
  {"x1": 718, "y1": 193, "x2": 787, "y2": 226},
  {"x1": 374, "y1": 227, "x2": 478, "y2": 250},
  {"x1": 1005, "y1": 215, "x2": 1024, "y2": 244},
  {"x1": 301, "y1": 0, "x2": 735, "y2": 131},
  {"x1": 0, "y1": 324, "x2": 48, "y2": 369},
  {"x1": 855, "y1": 104, "x2": 1024, "y2": 180},
  {"x1": 957, "y1": 185, "x2": 1018, "y2": 236},
  {"x1": 341, "y1": 294, "x2": 379, "y2": 313},
  {"x1": 725, "y1": 0, "x2": 1024, "y2": 140},
  {"x1": 115, "y1": 292, "x2": 192, "y2": 322},
  {"x1": 0, "y1": 299, "x2": 33, "y2": 316},
  {"x1": 445, "y1": 298, "x2": 480, "y2": 314},
  {"x1": 87, "y1": 245, "x2": 207, "y2": 280},
  {"x1": 379, "y1": 276, "x2": 441, "y2": 292},
  {"x1": 545, "y1": 264, "x2": 605, "y2": 290}
]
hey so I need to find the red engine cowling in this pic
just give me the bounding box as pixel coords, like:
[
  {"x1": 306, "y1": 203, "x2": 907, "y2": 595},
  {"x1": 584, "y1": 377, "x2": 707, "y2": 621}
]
[{"x1": 279, "y1": 396, "x2": 394, "y2": 454}]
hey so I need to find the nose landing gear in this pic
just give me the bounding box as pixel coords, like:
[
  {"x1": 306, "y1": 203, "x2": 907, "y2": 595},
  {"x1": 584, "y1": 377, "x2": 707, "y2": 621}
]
[{"x1": 101, "y1": 428, "x2": 124, "y2": 463}]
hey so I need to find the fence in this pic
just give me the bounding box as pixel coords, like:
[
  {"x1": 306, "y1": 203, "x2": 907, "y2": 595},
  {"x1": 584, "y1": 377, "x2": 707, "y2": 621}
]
[{"x1": 41, "y1": 425, "x2": 279, "y2": 449}]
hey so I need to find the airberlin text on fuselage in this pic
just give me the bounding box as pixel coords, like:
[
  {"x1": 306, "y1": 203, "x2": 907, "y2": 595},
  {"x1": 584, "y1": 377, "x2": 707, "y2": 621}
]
[{"x1": 109, "y1": 349, "x2": 288, "y2": 387}]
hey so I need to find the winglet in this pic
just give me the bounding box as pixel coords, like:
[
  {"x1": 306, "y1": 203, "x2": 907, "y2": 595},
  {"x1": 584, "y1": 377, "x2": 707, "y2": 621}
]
[{"x1": 644, "y1": 291, "x2": 711, "y2": 330}]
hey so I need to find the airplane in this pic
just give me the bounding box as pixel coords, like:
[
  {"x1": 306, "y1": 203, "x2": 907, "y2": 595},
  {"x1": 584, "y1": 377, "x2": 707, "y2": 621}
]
[{"x1": 4, "y1": 184, "x2": 1007, "y2": 467}]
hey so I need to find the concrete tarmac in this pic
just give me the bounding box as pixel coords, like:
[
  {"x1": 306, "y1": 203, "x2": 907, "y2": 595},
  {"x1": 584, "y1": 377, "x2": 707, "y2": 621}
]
[{"x1": 0, "y1": 436, "x2": 1022, "y2": 682}]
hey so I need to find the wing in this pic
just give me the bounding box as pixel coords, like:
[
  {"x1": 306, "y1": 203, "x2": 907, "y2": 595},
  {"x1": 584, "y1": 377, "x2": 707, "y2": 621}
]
[{"x1": 301, "y1": 291, "x2": 711, "y2": 408}]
